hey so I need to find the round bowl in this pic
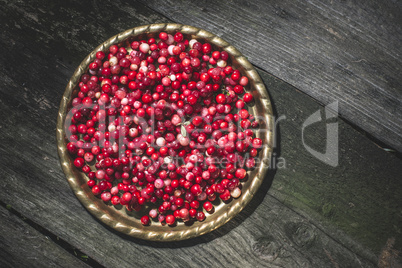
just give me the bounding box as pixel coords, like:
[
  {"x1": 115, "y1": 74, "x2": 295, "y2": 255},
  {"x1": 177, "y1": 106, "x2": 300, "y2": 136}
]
[{"x1": 56, "y1": 23, "x2": 274, "y2": 241}]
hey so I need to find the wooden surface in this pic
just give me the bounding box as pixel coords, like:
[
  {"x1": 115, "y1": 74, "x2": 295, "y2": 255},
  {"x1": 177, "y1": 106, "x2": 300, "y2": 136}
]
[
  {"x1": 0, "y1": 0, "x2": 401, "y2": 267},
  {"x1": 141, "y1": 0, "x2": 402, "y2": 152},
  {"x1": 0, "y1": 206, "x2": 90, "y2": 268}
]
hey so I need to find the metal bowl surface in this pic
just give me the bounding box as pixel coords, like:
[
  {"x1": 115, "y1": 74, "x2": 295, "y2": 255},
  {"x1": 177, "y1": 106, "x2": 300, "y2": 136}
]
[{"x1": 57, "y1": 23, "x2": 274, "y2": 241}]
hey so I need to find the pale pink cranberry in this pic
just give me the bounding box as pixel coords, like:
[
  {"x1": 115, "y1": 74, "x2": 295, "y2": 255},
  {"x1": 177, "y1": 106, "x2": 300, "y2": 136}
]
[
  {"x1": 95, "y1": 170, "x2": 105, "y2": 180},
  {"x1": 177, "y1": 134, "x2": 190, "y2": 146},
  {"x1": 168, "y1": 45, "x2": 175, "y2": 55},
  {"x1": 101, "y1": 192, "x2": 112, "y2": 202},
  {"x1": 162, "y1": 76, "x2": 171, "y2": 86},
  {"x1": 231, "y1": 187, "x2": 242, "y2": 198},
  {"x1": 121, "y1": 97, "x2": 128, "y2": 105},
  {"x1": 186, "y1": 162, "x2": 194, "y2": 170},
  {"x1": 108, "y1": 124, "x2": 116, "y2": 132},
  {"x1": 139, "y1": 43, "x2": 150, "y2": 53},
  {"x1": 109, "y1": 56, "x2": 118, "y2": 66},
  {"x1": 171, "y1": 114, "x2": 182, "y2": 126},
  {"x1": 156, "y1": 137, "x2": 166, "y2": 146},
  {"x1": 158, "y1": 56, "x2": 166, "y2": 64},
  {"x1": 110, "y1": 186, "x2": 119, "y2": 195},
  {"x1": 217, "y1": 59, "x2": 227, "y2": 67},
  {"x1": 179, "y1": 208, "x2": 190, "y2": 221},
  {"x1": 139, "y1": 66, "x2": 148, "y2": 73},
  {"x1": 239, "y1": 76, "x2": 249, "y2": 86},
  {"x1": 166, "y1": 34, "x2": 174, "y2": 44},
  {"x1": 186, "y1": 172, "x2": 195, "y2": 181},
  {"x1": 217, "y1": 136, "x2": 228, "y2": 147},
  {"x1": 189, "y1": 154, "x2": 198, "y2": 163},
  {"x1": 228, "y1": 132, "x2": 237, "y2": 141},
  {"x1": 129, "y1": 128, "x2": 138, "y2": 137},
  {"x1": 202, "y1": 171, "x2": 210, "y2": 180},
  {"x1": 149, "y1": 209, "x2": 158, "y2": 218},
  {"x1": 155, "y1": 179, "x2": 164, "y2": 189}
]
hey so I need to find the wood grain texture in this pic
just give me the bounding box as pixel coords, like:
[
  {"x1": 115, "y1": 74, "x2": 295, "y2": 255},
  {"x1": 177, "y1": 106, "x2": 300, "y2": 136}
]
[
  {"x1": 139, "y1": 0, "x2": 402, "y2": 152},
  {"x1": 0, "y1": 206, "x2": 90, "y2": 268},
  {"x1": 259, "y1": 69, "x2": 402, "y2": 255},
  {"x1": 0, "y1": 0, "x2": 401, "y2": 267}
]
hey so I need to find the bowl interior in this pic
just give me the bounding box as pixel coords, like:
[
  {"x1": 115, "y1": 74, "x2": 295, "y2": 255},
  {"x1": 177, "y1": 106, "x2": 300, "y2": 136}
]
[{"x1": 57, "y1": 23, "x2": 274, "y2": 241}]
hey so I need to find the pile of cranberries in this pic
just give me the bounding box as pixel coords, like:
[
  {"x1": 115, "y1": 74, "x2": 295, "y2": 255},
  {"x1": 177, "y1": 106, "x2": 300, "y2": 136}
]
[{"x1": 66, "y1": 31, "x2": 263, "y2": 226}]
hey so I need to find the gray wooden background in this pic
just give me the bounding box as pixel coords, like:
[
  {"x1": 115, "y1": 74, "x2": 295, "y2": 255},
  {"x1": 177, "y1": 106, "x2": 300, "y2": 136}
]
[{"x1": 0, "y1": 0, "x2": 401, "y2": 267}]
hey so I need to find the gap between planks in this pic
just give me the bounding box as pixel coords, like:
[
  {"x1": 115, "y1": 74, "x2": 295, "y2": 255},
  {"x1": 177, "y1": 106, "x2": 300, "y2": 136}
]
[{"x1": 0, "y1": 200, "x2": 105, "y2": 268}]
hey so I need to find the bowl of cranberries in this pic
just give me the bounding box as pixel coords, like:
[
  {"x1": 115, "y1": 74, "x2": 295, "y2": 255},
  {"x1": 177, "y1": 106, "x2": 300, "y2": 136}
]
[{"x1": 57, "y1": 23, "x2": 274, "y2": 241}]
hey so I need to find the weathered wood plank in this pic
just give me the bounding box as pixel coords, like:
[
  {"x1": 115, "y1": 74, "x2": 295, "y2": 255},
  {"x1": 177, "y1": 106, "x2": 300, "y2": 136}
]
[
  {"x1": 258, "y1": 69, "x2": 402, "y2": 256},
  {"x1": 0, "y1": 0, "x2": 401, "y2": 267},
  {"x1": 0, "y1": 206, "x2": 91, "y2": 268},
  {"x1": 139, "y1": 0, "x2": 402, "y2": 152}
]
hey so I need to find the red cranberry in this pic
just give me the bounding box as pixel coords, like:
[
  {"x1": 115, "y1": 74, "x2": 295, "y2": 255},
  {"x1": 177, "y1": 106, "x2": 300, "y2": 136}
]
[
  {"x1": 141, "y1": 215, "x2": 150, "y2": 226},
  {"x1": 166, "y1": 214, "x2": 175, "y2": 225},
  {"x1": 243, "y1": 93, "x2": 253, "y2": 103},
  {"x1": 179, "y1": 208, "x2": 190, "y2": 221},
  {"x1": 252, "y1": 138, "x2": 263, "y2": 148},
  {"x1": 203, "y1": 201, "x2": 214, "y2": 213},
  {"x1": 74, "y1": 157, "x2": 85, "y2": 168},
  {"x1": 196, "y1": 211, "x2": 206, "y2": 221},
  {"x1": 216, "y1": 94, "x2": 226, "y2": 104}
]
